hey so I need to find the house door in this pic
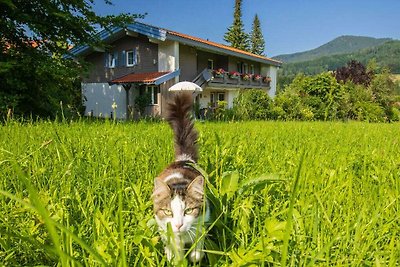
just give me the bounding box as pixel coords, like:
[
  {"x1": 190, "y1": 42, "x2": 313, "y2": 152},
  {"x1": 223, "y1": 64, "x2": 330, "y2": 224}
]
[{"x1": 210, "y1": 92, "x2": 225, "y2": 107}]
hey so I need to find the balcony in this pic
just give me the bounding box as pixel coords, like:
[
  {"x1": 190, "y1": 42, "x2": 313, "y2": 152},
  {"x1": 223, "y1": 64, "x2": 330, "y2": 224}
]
[{"x1": 208, "y1": 69, "x2": 271, "y2": 89}]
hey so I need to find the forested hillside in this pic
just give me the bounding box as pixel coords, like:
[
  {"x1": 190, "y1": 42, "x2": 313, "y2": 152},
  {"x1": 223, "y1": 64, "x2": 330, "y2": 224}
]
[
  {"x1": 274, "y1": 36, "x2": 392, "y2": 63},
  {"x1": 280, "y1": 40, "x2": 400, "y2": 76}
]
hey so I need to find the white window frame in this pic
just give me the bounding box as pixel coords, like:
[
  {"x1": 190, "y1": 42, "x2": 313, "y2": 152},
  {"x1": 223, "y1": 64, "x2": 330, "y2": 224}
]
[
  {"x1": 146, "y1": 85, "x2": 159, "y2": 105},
  {"x1": 126, "y1": 49, "x2": 137, "y2": 67},
  {"x1": 107, "y1": 53, "x2": 116, "y2": 68},
  {"x1": 210, "y1": 92, "x2": 225, "y2": 107},
  {"x1": 210, "y1": 92, "x2": 215, "y2": 107}
]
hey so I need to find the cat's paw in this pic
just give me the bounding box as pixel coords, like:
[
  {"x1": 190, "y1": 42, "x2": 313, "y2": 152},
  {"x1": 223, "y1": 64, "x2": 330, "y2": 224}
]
[
  {"x1": 189, "y1": 250, "x2": 204, "y2": 262},
  {"x1": 165, "y1": 247, "x2": 173, "y2": 261}
]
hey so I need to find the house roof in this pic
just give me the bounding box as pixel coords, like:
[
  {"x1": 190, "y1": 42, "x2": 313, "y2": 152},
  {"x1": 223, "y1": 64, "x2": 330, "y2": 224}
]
[
  {"x1": 109, "y1": 70, "x2": 180, "y2": 85},
  {"x1": 166, "y1": 30, "x2": 282, "y2": 66},
  {"x1": 70, "y1": 22, "x2": 282, "y2": 67}
]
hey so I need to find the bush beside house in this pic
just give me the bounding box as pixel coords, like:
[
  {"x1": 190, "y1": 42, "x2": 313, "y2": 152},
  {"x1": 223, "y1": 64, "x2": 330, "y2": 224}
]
[{"x1": 215, "y1": 62, "x2": 400, "y2": 122}]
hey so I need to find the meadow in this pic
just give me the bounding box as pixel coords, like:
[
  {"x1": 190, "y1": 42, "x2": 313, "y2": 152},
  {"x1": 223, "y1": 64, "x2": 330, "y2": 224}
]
[{"x1": 0, "y1": 120, "x2": 399, "y2": 266}]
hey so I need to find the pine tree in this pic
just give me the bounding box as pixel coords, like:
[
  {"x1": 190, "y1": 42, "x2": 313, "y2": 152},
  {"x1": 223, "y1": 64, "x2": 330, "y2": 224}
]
[
  {"x1": 250, "y1": 14, "x2": 265, "y2": 56},
  {"x1": 224, "y1": 0, "x2": 249, "y2": 51}
]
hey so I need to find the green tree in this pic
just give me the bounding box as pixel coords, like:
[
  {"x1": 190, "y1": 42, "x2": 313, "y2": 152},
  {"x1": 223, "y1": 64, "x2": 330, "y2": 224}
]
[
  {"x1": 224, "y1": 0, "x2": 249, "y2": 51},
  {"x1": 0, "y1": 0, "x2": 143, "y2": 118},
  {"x1": 250, "y1": 14, "x2": 265, "y2": 55}
]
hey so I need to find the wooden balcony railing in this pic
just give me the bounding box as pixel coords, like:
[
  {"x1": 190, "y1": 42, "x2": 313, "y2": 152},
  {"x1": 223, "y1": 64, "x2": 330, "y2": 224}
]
[{"x1": 208, "y1": 69, "x2": 271, "y2": 88}]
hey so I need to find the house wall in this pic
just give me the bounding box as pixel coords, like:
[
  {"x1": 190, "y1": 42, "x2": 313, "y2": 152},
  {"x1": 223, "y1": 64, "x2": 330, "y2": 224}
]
[
  {"x1": 83, "y1": 35, "x2": 159, "y2": 83},
  {"x1": 228, "y1": 56, "x2": 261, "y2": 74},
  {"x1": 197, "y1": 51, "x2": 228, "y2": 72},
  {"x1": 179, "y1": 45, "x2": 197, "y2": 81},
  {"x1": 261, "y1": 65, "x2": 278, "y2": 97},
  {"x1": 82, "y1": 82, "x2": 128, "y2": 119},
  {"x1": 160, "y1": 79, "x2": 178, "y2": 116},
  {"x1": 198, "y1": 89, "x2": 239, "y2": 109},
  {"x1": 158, "y1": 40, "x2": 179, "y2": 72},
  {"x1": 227, "y1": 90, "x2": 239, "y2": 108}
]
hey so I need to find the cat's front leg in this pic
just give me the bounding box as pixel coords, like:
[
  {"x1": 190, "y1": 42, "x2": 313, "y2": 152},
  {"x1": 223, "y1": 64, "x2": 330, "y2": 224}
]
[
  {"x1": 189, "y1": 238, "x2": 204, "y2": 263},
  {"x1": 165, "y1": 235, "x2": 184, "y2": 263}
]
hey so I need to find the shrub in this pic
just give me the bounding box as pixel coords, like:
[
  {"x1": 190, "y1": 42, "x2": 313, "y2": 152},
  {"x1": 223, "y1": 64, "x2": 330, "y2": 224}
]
[
  {"x1": 233, "y1": 89, "x2": 272, "y2": 120},
  {"x1": 353, "y1": 101, "x2": 385, "y2": 122},
  {"x1": 272, "y1": 89, "x2": 304, "y2": 120},
  {"x1": 275, "y1": 72, "x2": 347, "y2": 120}
]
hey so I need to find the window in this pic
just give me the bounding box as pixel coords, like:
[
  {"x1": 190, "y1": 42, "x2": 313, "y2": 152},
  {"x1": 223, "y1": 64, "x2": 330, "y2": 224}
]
[
  {"x1": 243, "y1": 63, "x2": 248, "y2": 74},
  {"x1": 106, "y1": 52, "x2": 117, "y2": 68},
  {"x1": 250, "y1": 65, "x2": 255, "y2": 75},
  {"x1": 207, "y1": 59, "x2": 214, "y2": 70},
  {"x1": 210, "y1": 93, "x2": 215, "y2": 107},
  {"x1": 236, "y1": 62, "x2": 250, "y2": 73},
  {"x1": 237, "y1": 62, "x2": 242, "y2": 73},
  {"x1": 126, "y1": 49, "x2": 137, "y2": 67},
  {"x1": 146, "y1": 86, "x2": 160, "y2": 105},
  {"x1": 210, "y1": 92, "x2": 225, "y2": 107}
]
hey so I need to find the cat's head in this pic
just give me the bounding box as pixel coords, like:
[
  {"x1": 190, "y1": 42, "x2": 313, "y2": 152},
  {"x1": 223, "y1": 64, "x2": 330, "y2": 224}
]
[{"x1": 153, "y1": 175, "x2": 204, "y2": 233}]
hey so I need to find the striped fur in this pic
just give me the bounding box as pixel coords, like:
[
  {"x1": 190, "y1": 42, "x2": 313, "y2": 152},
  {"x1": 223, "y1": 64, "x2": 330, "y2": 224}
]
[
  {"x1": 153, "y1": 92, "x2": 208, "y2": 263},
  {"x1": 166, "y1": 92, "x2": 198, "y2": 163}
]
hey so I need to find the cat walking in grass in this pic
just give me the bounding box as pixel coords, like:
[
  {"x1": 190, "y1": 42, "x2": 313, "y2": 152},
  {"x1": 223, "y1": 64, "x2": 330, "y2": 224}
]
[{"x1": 152, "y1": 92, "x2": 209, "y2": 263}]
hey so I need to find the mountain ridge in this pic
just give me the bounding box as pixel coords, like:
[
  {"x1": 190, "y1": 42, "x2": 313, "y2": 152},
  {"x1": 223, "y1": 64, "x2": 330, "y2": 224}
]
[
  {"x1": 279, "y1": 40, "x2": 400, "y2": 76},
  {"x1": 273, "y1": 35, "x2": 393, "y2": 63}
]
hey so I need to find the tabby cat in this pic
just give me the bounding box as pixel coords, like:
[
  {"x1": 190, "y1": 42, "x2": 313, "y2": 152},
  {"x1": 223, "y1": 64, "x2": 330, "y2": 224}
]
[{"x1": 152, "y1": 92, "x2": 209, "y2": 263}]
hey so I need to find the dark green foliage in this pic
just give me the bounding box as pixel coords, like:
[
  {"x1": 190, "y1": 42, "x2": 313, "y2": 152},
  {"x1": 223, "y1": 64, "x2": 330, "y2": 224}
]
[
  {"x1": 0, "y1": 46, "x2": 84, "y2": 119},
  {"x1": 0, "y1": 0, "x2": 143, "y2": 119},
  {"x1": 224, "y1": 0, "x2": 250, "y2": 51},
  {"x1": 134, "y1": 92, "x2": 152, "y2": 115},
  {"x1": 233, "y1": 89, "x2": 272, "y2": 120},
  {"x1": 274, "y1": 36, "x2": 392, "y2": 63},
  {"x1": 250, "y1": 14, "x2": 265, "y2": 56}
]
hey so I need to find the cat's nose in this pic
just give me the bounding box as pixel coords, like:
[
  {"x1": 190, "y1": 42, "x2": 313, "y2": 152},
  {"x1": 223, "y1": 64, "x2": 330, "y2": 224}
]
[{"x1": 175, "y1": 222, "x2": 183, "y2": 230}]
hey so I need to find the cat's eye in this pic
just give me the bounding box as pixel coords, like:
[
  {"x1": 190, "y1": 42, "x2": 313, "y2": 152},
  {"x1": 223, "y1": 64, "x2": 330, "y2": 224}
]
[
  {"x1": 184, "y1": 208, "x2": 195, "y2": 215},
  {"x1": 163, "y1": 209, "x2": 172, "y2": 216}
]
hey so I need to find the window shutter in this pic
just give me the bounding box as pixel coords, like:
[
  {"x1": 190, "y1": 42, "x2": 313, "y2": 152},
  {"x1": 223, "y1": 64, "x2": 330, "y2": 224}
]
[
  {"x1": 114, "y1": 51, "x2": 119, "y2": 67},
  {"x1": 133, "y1": 48, "x2": 138, "y2": 65},
  {"x1": 121, "y1": 50, "x2": 126, "y2": 66},
  {"x1": 104, "y1": 53, "x2": 109, "y2": 67}
]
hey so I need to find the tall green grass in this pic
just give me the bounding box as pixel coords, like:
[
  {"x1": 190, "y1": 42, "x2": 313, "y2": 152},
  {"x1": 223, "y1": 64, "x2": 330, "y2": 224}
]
[{"x1": 0, "y1": 120, "x2": 399, "y2": 266}]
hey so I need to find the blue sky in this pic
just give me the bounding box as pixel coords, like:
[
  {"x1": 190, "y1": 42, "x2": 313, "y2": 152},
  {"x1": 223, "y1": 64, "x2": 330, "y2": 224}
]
[{"x1": 93, "y1": 0, "x2": 400, "y2": 57}]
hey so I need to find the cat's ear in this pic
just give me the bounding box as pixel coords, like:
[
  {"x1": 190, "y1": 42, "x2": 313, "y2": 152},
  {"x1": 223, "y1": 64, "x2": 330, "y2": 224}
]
[
  {"x1": 187, "y1": 175, "x2": 204, "y2": 200},
  {"x1": 152, "y1": 178, "x2": 170, "y2": 199}
]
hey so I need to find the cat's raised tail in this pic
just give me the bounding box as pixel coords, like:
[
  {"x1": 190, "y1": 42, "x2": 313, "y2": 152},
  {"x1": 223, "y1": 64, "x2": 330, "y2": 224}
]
[{"x1": 166, "y1": 92, "x2": 198, "y2": 163}]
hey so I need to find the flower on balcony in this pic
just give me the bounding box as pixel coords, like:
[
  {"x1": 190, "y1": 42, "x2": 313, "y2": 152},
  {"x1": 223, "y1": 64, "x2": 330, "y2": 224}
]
[
  {"x1": 229, "y1": 71, "x2": 241, "y2": 79},
  {"x1": 213, "y1": 68, "x2": 225, "y2": 78},
  {"x1": 263, "y1": 76, "x2": 272, "y2": 83},
  {"x1": 241, "y1": 73, "x2": 252, "y2": 81},
  {"x1": 253, "y1": 74, "x2": 262, "y2": 81}
]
